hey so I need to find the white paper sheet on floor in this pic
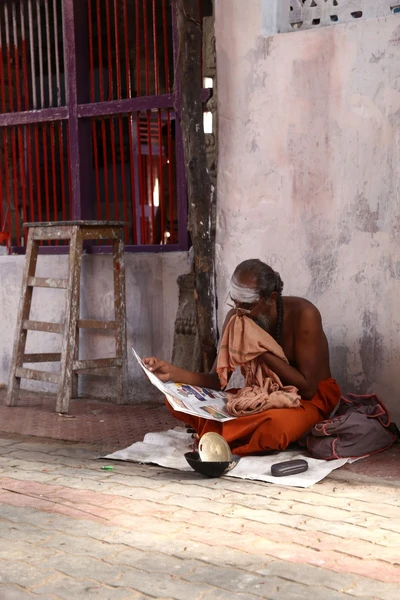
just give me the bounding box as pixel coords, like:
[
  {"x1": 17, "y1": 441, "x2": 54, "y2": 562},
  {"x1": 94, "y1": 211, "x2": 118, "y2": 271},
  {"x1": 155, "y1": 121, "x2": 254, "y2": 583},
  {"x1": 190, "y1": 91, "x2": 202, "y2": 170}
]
[{"x1": 104, "y1": 428, "x2": 353, "y2": 488}]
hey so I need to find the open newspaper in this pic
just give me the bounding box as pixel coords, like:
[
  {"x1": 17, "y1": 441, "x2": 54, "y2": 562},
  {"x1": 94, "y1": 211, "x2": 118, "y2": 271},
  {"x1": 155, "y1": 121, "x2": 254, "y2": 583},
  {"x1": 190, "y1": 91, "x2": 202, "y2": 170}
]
[{"x1": 133, "y1": 348, "x2": 236, "y2": 422}]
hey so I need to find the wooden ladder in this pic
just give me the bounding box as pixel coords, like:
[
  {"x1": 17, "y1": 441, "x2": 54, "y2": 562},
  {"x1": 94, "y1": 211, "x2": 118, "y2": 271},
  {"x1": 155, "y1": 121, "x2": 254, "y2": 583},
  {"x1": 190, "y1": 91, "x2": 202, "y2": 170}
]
[{"x1": 6, "y1": 221, "x2": 128, "y2": 413}]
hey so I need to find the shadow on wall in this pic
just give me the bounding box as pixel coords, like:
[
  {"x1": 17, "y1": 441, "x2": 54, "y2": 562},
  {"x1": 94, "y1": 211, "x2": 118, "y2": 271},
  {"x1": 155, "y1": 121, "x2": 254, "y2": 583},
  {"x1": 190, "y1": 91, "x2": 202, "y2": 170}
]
[{"x1": 330, "y1": 310, "x2": 384, "y2": 396}]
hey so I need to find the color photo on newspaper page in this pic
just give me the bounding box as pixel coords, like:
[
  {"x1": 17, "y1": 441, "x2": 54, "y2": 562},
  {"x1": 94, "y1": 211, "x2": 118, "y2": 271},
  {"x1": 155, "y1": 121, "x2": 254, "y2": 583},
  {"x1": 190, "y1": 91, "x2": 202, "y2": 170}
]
[{"x1": 132, "y1": 348, "x2": 236, "y2": 422}]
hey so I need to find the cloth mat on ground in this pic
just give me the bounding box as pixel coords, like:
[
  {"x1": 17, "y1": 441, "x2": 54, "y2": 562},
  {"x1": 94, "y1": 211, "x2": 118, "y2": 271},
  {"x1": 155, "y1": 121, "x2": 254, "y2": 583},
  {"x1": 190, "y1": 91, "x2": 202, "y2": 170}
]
[{"x1": 104, "y1": 428, "x2": 354, "y2": 488}]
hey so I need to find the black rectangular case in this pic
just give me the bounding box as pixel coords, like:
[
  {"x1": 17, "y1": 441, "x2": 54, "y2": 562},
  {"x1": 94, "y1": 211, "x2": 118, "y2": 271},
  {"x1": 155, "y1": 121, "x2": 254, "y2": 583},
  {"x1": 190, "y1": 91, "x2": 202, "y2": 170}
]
[{"x1": 271, "y1": 459, "x2": 308, "y2": 477}]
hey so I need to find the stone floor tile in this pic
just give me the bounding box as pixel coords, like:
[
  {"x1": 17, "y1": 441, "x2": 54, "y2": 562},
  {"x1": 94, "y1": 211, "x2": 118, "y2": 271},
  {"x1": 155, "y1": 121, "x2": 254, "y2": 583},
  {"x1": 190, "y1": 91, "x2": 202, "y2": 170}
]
[
  {"x1": 103, "y1": 529, "x2": 190, "y2": 555},
  {"x1": 256, "y1": 561, "x2": 399, "y2": 598},
  {"x1": 0, "y1": 561, "x2": 49, "y2": 588},
  {"x1": 0, "y1": 505, "x2": 55, "y2": 527},
  {"x1": 32, "y1": 576, "x2": 135, "y2": 600},
  {"x1": 37, "y1": 554, "x2": 129, "y2": 585},
  {"x1": 174, "y1": 562, "x2": 269, "y2": 596},
  {"x1": 0, "y1": 519, "x2": 54, "y2": 544},
  {"x1": 265, "y1": 579, "x2": 376, "y2": 600},
  {"x1": 49, "y1": 477, "x2": 114, "y2": 493},
  {"x1": 22, "y1": 512, "x2": 115, "y2": 539},
  {"x1": 112, "y1": 569, "x2": 214, "y2": 600},
  {"x1": 342, "y1": 578, "x2": 400, "y2": 599},
  {"x1": 201, "y1": 590, "x2": 270, "y2": 600},
  {"x1": 109, "y1": 553, "x2": 197, "y2": 577},
  {"x1": 40, "y1": 534, "x2": 129, "y2": 560},
  {"x1": 0, "y1": 587, "x2": 55, "y2": 600},
  {"x1": 0, "y1": 439, "x2": 18, "y2": 447},
  {"x1": 0, "y1": 539, "x2": 56, "y2": 563},
  {"x1": 0, "y1": 470, "x2": 60, "y2": 484},
  {"x1": 102, "y1": 548, "x2": 151, "y2": 568}
]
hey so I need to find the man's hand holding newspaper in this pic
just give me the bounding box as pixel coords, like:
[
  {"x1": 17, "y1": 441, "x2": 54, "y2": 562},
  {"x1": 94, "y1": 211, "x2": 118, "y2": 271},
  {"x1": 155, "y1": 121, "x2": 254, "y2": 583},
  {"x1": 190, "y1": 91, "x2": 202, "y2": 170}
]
[{"x1": 134, "y1": 349, "x2": 235, "y2": 423}]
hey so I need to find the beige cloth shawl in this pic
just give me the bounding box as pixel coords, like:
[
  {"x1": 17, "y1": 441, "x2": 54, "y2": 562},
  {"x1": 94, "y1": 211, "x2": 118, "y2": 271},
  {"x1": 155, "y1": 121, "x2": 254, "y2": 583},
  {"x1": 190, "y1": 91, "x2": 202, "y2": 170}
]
[{"x1": 216, "y1": 315, "x2": 301, "y2": 417}]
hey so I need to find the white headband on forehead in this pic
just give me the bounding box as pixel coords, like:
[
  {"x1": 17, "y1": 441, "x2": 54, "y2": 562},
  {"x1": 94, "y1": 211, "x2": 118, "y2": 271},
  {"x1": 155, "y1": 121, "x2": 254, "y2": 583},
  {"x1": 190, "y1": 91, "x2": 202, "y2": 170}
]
[{"x1": 230, "y1": 279, "x2": 259, "y2": 303}]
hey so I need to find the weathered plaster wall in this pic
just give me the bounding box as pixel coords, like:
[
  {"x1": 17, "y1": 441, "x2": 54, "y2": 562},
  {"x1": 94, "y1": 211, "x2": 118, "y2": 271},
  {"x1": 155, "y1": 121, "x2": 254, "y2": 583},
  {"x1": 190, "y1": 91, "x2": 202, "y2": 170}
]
[
  {"x1": 215, "y1": 1, "x2": 400, "y2": 421},
  {"x1": 0, "y1": 252, "x2": 189, "y2": 402}
]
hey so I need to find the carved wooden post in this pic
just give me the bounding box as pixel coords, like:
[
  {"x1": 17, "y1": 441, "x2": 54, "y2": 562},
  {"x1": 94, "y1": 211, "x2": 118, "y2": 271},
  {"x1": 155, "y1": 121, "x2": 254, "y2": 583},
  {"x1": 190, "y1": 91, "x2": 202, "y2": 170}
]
[
  {"x1": 176, "y1": 0, "x2": 217, "y2": 372},
  {"x1": 203, "y1": 10, "x2": 217, "y2": 242}
]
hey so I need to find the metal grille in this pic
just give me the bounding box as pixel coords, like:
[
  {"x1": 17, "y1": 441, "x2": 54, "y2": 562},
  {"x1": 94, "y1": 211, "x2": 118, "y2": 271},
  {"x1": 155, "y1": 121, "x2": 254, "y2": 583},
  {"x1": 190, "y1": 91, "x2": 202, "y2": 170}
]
[
  {"x1": 0, "y1": 120, "x2": 71, "y2": 245},
  {"x1": 90, "y1": 109, "x2": 178, "y2": 245},
  {"x1": 87, "y1": 0, "x2": 173, "y2": 101},
  {"x1": 0, "y1": 0, "x2": 187, "y2": 253},
  {"x1": 0, "y1": 0, "x2": 66, "y2": 113}
]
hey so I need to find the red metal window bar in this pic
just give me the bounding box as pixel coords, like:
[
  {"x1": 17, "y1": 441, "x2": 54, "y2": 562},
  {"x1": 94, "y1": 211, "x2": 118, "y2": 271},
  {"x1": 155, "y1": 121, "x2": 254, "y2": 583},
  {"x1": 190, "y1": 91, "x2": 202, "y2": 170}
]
[{"x1": 0, "y1": 0, "x2": 191, "y2": 253}]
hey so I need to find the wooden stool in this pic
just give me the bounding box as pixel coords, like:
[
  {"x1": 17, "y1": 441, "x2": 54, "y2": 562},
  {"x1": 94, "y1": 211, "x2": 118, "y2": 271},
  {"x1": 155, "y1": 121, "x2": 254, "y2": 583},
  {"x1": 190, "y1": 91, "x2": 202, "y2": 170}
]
[{"x1": 6, "y1": 221, "x2": 128, "y2": 413}]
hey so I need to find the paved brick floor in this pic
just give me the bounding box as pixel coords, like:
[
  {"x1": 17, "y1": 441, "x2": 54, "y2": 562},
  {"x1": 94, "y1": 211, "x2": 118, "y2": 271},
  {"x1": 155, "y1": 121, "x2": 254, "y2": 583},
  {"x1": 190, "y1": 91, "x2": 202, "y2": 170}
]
[
  {"x1": 1, "y1": 388, "x2": 400, "y2": 599},
  {"x1": 1, "y1": 388, "x2": 399, "y2": 482},
  {"x1": 0, "y1": 389, "x2": 176, "y2": 451},
  {"x1": 0, "y1": 434, "x2": 399, "y2": 600}
]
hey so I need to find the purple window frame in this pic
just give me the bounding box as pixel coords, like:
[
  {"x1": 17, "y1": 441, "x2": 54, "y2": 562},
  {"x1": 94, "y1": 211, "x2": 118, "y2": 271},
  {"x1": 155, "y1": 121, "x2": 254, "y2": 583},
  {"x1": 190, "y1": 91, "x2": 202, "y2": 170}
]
[{"x1": 0, "y1": 0, "x2": 190, "y2": 254}]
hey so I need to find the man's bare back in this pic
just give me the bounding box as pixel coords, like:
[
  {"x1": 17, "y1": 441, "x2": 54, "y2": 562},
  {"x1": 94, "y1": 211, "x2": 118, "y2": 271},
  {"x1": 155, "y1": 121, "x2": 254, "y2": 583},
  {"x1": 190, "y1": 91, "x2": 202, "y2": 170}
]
[{"x1": 259, "y1": 295, "x2": 331, "y2": 398}]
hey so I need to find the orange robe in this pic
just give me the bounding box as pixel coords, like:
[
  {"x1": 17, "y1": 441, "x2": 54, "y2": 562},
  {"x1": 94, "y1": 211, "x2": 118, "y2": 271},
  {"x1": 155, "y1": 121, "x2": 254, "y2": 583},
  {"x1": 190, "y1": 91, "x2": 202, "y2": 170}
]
[{"x1": 166, "y1": 378, "x2": 341, "y2": 456}]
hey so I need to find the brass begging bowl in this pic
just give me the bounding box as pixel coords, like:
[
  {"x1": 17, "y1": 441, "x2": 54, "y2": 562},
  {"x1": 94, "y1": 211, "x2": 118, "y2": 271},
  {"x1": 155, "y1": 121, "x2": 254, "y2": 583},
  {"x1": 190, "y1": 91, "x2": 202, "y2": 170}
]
[{"x1": 184, "y1": 451, "x2": 241, "y2": 478}]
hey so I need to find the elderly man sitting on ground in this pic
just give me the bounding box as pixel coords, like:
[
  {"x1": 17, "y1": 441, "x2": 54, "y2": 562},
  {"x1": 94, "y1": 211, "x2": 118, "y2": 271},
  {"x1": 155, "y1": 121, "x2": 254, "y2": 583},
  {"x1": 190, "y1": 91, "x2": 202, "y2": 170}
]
[{"x1": 144, "y1": 259, "x2": 340, "y2": 456}]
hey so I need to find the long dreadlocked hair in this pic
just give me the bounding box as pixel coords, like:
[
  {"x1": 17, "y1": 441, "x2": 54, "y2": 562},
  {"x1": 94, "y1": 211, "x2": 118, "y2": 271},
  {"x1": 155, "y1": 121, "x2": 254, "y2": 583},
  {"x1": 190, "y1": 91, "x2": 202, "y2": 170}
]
[{"x1": 232, "y1": 259, "x2": 284, "y2": 345}]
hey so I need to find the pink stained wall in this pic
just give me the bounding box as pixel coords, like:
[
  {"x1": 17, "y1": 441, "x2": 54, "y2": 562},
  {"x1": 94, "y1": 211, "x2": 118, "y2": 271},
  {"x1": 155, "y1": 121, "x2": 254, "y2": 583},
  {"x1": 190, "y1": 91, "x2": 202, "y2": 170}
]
[{"x1": 215, "y1": 0, "x2": 400, "y2": 422}]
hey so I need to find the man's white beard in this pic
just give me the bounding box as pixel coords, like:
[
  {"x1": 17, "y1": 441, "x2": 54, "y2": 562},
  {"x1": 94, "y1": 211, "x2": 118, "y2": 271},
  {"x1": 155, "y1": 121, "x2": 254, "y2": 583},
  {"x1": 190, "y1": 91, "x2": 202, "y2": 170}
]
[{"x1": 253, "y1": 313, "x2": 271, "y2": 333}]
